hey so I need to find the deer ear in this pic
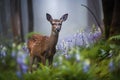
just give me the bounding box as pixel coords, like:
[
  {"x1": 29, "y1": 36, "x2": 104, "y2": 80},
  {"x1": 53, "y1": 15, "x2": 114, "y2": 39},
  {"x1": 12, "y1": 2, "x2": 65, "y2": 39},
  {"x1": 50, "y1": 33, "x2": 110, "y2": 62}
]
[
  {"x1": 60, "y1": 13, "x2": 68, "y2": 22},
  {"x1": 46, "y1": 13, "x2": 53, "y2": 21}
]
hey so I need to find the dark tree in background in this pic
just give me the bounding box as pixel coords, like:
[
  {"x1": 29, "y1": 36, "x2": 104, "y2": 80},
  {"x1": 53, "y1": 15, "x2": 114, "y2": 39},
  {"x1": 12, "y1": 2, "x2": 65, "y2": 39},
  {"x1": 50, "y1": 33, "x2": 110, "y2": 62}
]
[
  {"x1": 0, "y1": 0, "x2": 120, "y2": 44},
  {"x1": 102, "y1": 0, "x2": 120, "y2": 40},
  {"x1": 110, "y1": 0, "x2": 120, "y2": 36},
  {"x1": 27, "y1": 0, "x2": 34, "y2": 33},
  {"x1": 18, "y1": 0, "x2": 24, "y2": 42},
  {"x1": 0, "y1": 0, "x2": 7, "y2": 36},
  {"x1": 10, "y1": 0, "x2": 24, "y2": 43},
  {"x1": 102, "y1": 0, "x2": 114, "y2": 39},
  {"x1": 0, "y1": 0, "x2": 33, "y2": 43}
]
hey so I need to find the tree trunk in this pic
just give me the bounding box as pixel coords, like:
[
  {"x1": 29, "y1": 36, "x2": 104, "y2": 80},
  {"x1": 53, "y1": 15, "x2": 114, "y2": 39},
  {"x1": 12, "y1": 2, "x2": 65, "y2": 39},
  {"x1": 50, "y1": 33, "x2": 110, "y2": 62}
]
[
  {"x1": 102, "y1": 0, "x2": 114, "y2": 39},
  {"x1": 110, "y1": 0, "x2": 120, "y2": 36},
  {"x1": 18, "y1": 0, "x2": 24, "y2": 42},
  {"x1": 27, "y1": 0, "x2": 34, "y2": 33},
  {"x1": 10, "y1": 0, "x2": 24, "y2": 43},
  {"x1": 0, "y1": 0, "x2": 7, "y2": 36},
  {"x1": 110, "y1": 0, "x2": 120, "y2": 44}
]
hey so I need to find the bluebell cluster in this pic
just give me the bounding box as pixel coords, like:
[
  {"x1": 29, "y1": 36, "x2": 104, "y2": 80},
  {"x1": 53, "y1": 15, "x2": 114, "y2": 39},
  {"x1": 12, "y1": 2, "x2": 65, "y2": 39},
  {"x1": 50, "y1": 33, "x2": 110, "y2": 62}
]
[{"x1": 57, "y1": 27, "x2": 101, "y2": 55}]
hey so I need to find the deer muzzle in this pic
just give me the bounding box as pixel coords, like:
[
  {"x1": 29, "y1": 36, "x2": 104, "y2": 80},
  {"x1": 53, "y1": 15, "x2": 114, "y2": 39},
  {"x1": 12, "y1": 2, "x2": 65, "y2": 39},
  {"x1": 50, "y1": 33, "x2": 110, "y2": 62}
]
[{"x1": 56, "y1": 27, "x2": 61, "y2": 32}]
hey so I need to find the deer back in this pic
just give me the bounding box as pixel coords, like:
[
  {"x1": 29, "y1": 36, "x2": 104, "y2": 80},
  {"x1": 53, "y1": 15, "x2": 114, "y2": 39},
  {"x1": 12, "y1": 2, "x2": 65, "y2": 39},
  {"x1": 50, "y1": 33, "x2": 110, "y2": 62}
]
[{"x1": 28, "y1": 34, "x2": 49, "y2": 57}]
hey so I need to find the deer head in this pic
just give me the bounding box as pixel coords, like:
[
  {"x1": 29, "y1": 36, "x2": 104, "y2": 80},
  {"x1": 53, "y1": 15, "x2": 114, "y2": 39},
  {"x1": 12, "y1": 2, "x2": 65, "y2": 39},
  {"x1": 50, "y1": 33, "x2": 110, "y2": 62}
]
[{"x1": 46, "y1": 13, "x2": 68, "y2": 35}]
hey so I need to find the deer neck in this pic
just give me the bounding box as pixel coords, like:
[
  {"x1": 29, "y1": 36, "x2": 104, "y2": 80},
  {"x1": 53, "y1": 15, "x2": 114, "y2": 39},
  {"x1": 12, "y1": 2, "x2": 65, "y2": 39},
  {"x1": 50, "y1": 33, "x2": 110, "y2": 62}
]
[{"x1": 49, "y1": 31, "x2": 59, "y2": 48}]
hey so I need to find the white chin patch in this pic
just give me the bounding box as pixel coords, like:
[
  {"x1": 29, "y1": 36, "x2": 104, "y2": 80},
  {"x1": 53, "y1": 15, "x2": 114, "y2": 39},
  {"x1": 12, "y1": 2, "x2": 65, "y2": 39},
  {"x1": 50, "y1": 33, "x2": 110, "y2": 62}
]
[{"x1": 52, "y1": 31, "x2": 57, "y2": 35}]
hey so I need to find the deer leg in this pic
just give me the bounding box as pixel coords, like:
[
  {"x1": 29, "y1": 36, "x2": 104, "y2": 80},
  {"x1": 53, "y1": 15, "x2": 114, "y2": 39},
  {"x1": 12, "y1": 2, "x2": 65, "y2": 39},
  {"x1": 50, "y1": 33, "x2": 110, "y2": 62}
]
[
  {"x1": 36, "y1": 57, "x2": 41, "y2": 68},
  {"x1": 29, "y1": 56, "x2": 35, "y2": 73},
  {"x1": 40, "y1": 56, "x2": 46, "y2": 65},
  {"x1": 48, "y1": 56, "x2": 53, "y2": 66}
]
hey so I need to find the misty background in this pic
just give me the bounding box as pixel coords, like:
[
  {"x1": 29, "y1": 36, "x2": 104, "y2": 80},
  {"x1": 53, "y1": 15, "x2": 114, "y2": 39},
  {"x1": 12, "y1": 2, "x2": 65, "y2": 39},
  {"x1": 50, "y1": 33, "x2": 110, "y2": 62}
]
[
  {"x1": 21, "y1": 0, "x2": 103, "y2": 40},
  {"x1": 0, "y1": 0, "x2": 103, "y2": 42}
]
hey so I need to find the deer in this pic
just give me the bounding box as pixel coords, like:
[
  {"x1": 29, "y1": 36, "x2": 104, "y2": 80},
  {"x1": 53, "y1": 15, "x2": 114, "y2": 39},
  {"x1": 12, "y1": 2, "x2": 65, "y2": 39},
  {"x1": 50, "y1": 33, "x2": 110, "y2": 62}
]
[{"x1": 27, "y1": 13, "x2": 68, "y2": 72}]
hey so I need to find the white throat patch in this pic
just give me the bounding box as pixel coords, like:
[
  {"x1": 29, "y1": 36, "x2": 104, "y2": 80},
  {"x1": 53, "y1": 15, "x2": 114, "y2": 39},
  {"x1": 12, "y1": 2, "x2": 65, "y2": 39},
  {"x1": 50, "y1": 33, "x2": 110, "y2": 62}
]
[{"x1": 52, "y1": 31, "x2": 56, "y2": 35}]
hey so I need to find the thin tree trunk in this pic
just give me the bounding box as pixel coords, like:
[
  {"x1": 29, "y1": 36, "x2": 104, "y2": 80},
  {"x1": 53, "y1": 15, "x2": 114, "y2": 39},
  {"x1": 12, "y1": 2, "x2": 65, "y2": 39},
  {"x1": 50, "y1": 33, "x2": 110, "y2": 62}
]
[
  {"x1": 102, "y1": 0, "x2": 114, "y2": 39},
  {"x1": 27, "y1": 0, "x2": 34, "y2": 33},
  {"x1": 110, "y1": 0, "x2": 120, "y2": 44},
  {"x1": 18, "y1": 0, "x2": 24, "y2": 42}
]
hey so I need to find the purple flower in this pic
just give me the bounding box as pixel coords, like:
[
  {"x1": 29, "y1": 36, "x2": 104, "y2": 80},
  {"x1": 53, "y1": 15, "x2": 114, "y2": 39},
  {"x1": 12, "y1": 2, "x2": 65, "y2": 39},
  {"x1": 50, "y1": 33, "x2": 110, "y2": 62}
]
[
  {"x1": 64, "y1": 54, "x2": 71, "y2": 60},
  {"x1": 83, "y1": 65, "x2": 89, "y2": 72},
  {"x1": 16, "y1": 71, "x2": 22, "y2": 79},
  {"x1": 22, "y1": 44, "x2": 29, "y2": 54},
  {"x1": 83, "y1": 59, "x2": 90, "y2": 72},
  {"x1": 20, "y1": 63, "x2": 28, "y2": 73},
  {"x1": 17, "y1": 49, "x2": 28, "y2": 74},
  {"x1": 93, "y1": 31, "x2": 101, "y2": 41},
  {"x1": 11, "y1": 51, "x2": 16, "y2": 57},
  {"x1": 109, "y1": 60, "x2": 114, "y2": 71},
  {"x1": 83, "y1": 64, "x2": 89, "y2": 72},
  {"x1": 53, "y1": 62, "x2": 58, "y2": 67},
  {"x1": 0, "y1": 49, "x2": 6, "y2": 57},
  {"x1": 17, "y1": 53, "x2": 27, "y2": 64}
]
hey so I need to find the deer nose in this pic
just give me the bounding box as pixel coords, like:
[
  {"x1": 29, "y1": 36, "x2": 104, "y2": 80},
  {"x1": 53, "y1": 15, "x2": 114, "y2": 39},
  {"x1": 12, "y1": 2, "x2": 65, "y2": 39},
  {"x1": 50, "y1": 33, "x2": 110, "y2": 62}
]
[{"x1": 56, "y1": 28, "x2": 60, "y2": 32}]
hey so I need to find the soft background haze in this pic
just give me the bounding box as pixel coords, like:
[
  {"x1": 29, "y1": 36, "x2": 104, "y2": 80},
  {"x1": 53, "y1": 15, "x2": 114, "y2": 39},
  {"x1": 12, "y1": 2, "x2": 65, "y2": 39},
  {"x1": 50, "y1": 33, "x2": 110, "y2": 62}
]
[{"x1": 21, "y1": 0, "x2": 103, "y2": 40}]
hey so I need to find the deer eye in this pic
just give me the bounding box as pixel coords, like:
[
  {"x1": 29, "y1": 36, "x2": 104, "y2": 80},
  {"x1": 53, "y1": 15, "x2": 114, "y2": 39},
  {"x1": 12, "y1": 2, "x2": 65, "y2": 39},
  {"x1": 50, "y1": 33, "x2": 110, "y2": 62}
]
[
  {"x1": 58, "y1": 23, "x2": 61, "y2": 25},
  {"x1": 52, "y1": 23, "x2": 56, "y2": 25}
]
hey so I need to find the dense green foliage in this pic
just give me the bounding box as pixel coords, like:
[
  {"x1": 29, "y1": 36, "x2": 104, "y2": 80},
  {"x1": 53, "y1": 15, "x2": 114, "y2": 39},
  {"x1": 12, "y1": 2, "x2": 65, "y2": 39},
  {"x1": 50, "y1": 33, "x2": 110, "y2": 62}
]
[
  {"x1": 0, "y1": 36, "x2": 120, "y2": 80},
  {"x1": 23, "y1": 40, "x2": 120, "y2": 80}
]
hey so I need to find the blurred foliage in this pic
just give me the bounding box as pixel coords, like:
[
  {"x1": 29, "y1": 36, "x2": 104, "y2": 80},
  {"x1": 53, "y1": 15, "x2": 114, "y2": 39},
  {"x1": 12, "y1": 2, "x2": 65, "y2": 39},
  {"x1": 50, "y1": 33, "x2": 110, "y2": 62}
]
[
  {"x1": 25, "y1": 32, "x2": 41, "y2": 39},
  {"x1": 23, "y1": 40, "x2": 120, "y2": 80},
  {"x1": 0, "y1": 35, "x2": 120, "y2": 80},
  {"x1": 108, "y1": 34, "x2": 120, "y2": 41},
  {"x1": 108, "y1": 34, "x2": 120, "y2": 45}
]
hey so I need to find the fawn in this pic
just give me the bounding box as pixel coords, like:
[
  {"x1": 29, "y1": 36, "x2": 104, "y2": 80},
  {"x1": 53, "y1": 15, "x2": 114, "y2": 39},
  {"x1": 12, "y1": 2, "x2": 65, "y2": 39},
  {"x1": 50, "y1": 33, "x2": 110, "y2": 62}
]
[{"x1": 27, "y1": 13, "x2": 68, "y2": 72}]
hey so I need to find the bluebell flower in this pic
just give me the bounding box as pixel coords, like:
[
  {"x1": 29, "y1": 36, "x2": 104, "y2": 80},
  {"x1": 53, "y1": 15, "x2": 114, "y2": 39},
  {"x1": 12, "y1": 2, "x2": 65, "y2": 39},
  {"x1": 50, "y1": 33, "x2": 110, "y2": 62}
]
[
  {"x1": 83, "y1": 64, "x2": 89, "y2": 72},
  {"x1": 87, "y1": 32, "x2": 93, "y2": 44},
  {"x1": 17, "y1": 51, "x2": 24, "y2": 64},
  {"x1": 0, "y1": 48, "x2": 6, "y2": 57},
  {"x1": 64, "y1": 54, "x2": 71, "y2": 60},
  {"x1": 109, "y1": 60, "x2": 115, "y2": 71},
  {"x1": 16, "y1": 71, "x2": 22, "y2": 79},
  {"x1": 83, "y1": 59, "x2": 90, "y2": 72},
  {"x1": 75, "y1": 34, "x2": 83, "y2": 46},
  {"x1": 20, "y1": 63, "x2": 28, "y2": 73},
  {"x1": 11, "y1": 50, "x2": 16, "y2": 58},
  {"x1": 22, "y1": 43, "x2": 29, "y2": 54},
  {"x1": 53, "y1": 62, "x2": 58, "y2": 67},
  {"x1": 17, "y1": 46, "x2": 28, "y2": 74}
]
